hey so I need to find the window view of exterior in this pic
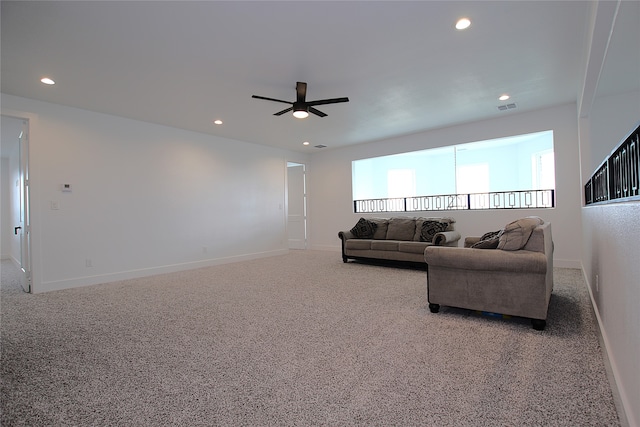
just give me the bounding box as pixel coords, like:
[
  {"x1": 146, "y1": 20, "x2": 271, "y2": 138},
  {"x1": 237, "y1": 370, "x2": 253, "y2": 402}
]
[{"x1": 352, "y1": 130, "x2": 555, "y2": 213}]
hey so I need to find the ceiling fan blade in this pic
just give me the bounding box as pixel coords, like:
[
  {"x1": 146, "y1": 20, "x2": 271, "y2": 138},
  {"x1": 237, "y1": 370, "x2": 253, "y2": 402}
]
[
  {"x1": 251, "y1": 95, "x2": 292, "y2": 105},
  {"x1": 296, "y1": 82, "x2": 307, "y2": 103},
  {"x1": 274, "y1": 107, "x2": 294, "y2": 116},
  {"x1": 306, "y1": 97, "x2": 350, "y2": 107},
  {"x1": 309, "y1": 107, "x2": 327, "y2": 117}
]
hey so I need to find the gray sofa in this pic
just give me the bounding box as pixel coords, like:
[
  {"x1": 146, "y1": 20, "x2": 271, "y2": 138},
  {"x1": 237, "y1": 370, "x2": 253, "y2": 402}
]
[
  {"x1": 424, "y1": 217, "x2": 553, "y2": 330},
  {"x1": 338, "y1": 216, "x2": 461, "y2": 264}
]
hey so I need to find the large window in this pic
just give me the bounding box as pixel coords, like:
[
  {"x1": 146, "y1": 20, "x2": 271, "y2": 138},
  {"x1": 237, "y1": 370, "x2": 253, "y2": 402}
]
[{"x1": 352, "y1": 130, "x2": 555, "y2": 212}]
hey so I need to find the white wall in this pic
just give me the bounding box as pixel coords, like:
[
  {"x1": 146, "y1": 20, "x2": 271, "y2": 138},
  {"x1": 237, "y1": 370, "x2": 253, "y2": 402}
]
[
  {"x1": 307, "y1": 103, "x2": 583, "y2": 268},
  {"x1": 581, "y1": 92, "x2": 640, "y2": 427},
  {"x1": 1, "y1": 94, "x2": 308, "y2": 292},
  {"x1": 586, "y1": 90, "x2": 640, "y2": 175},
  {"x1": 576, "y1": 0, "x2": 640, "y2": 424}
]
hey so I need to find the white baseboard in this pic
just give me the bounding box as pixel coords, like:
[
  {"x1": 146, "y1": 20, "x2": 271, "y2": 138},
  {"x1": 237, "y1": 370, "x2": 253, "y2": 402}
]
[
  {"x1": 37, "y1": 249, "x2": 289, "y2": 293},
  {"x1": 581, "y1": 264, "x2": 632, "y2": 427}
]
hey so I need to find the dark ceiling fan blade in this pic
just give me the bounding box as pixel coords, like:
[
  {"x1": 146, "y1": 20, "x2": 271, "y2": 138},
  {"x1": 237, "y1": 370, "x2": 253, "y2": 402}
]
[
  {"x1": 306, "y1": 97, "x2": 350, "y2": 107},
  {"x1": 309, "y1": 107, "x2": 327, "y2": 117},
  {"x1": 251, "y1": 95, "x2": 292, "y2": 105},
  {"x1": 296, "y1": 82, "x2": 307, "y2": 103},
  {"x1": 274, "y1": 107, "x2": 294, "y2": 116}
]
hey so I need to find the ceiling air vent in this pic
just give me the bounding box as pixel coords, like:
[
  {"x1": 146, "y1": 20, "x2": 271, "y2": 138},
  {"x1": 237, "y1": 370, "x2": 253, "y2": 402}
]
[
  {"x1": 497, "y1": 103, "x2": 517, "y2": 111},
  {"x1": 314, "y1": 144, "x2": 327, "y2": 149}
]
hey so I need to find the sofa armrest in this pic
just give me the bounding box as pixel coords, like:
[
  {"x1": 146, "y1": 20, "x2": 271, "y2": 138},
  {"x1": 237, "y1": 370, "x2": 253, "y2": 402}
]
[
  {"x1": 464, "y1": 237, "x2": 481, "y2": 248},
  {"x1": 433, "y1": 231, "x2": 461, "y2": 246},
  {"x1": 338, "y1": 230, "x2": 355, "y2": 241},
  {"x1": 425, "y1": 246, "x2": 547, "y2": 274}
]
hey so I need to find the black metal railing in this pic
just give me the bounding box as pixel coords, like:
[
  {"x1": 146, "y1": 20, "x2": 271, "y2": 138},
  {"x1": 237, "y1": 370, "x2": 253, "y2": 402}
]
[
  {"x1": 585, "y1": 123, "x2": 640, "y2": 205},
  {"x1": 354, "y1": 189, "x2": 555, "y2": 213}
]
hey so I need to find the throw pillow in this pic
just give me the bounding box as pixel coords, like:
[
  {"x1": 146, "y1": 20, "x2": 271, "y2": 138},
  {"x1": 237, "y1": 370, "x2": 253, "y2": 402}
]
[
  {"x1": 497, "y1": 217, "x2": 544, "y2": 251},
  {"x1": 413, "y1": 217, "x2": 453, "y2": 241},
  {"x1": 420, "y1": 220, "x2": 449, "y2": 243},
  {"x1": 350, "y1": 218, "x2": 378, "y2": 239},
  {"x1": 471, "y1": 230, "x2": 502, "y2": 249}
]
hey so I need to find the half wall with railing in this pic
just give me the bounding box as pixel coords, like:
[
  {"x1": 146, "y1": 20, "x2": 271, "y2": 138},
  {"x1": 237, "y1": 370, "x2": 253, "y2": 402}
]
[
  {"x1": 584, "y1": 123, "x2": 640, "y2": 205},
  {"x1": 354, "y1": 189, "x2": 555, "y2": 213}
]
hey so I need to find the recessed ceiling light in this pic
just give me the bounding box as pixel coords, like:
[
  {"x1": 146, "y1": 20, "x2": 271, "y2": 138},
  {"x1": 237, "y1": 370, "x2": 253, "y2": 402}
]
[
  {"x1": 40, "y1": 77, "x2": 55, "y2": 85},
  {"x1": 498, "y1": 94, "x2": 510, "y2": 101},
  {"x1": 213, "y1": 119, "x2": 223, "y2": 125},
  {"x1": 455, "y1": 18, "x2": 471, "y2": 30},
  {"x1": 303, "y1": 141, "x2": 310, "y2": 146}
]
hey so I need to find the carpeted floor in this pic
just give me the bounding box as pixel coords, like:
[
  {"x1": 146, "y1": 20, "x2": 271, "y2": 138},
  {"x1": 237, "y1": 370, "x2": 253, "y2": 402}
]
[{"x1": 1, "y1": 252, "x2": 620, "y2": 426}]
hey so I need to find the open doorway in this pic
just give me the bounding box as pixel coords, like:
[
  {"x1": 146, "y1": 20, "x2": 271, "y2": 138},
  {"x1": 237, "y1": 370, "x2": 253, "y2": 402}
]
[
  {"x1": 1, "y1": 115, "x2": 31, "y2": 292},
  {"x1": 287, "y1": 162, "x2": 307, "y2": 250}
]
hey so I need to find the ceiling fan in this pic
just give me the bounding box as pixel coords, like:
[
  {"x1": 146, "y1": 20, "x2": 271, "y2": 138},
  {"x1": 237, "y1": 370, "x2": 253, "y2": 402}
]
[{"x1": 252, "y1": 82, "x2": 349, "y2": 118}]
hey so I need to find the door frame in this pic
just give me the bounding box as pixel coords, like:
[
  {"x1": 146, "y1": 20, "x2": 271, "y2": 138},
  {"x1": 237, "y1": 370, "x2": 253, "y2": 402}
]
[
  {"x1": 1, "y1": 114, "x2": 32, "y2": 292},
  {"x1": 286, "y1": 161, "x2": 307, "y2": 250}
]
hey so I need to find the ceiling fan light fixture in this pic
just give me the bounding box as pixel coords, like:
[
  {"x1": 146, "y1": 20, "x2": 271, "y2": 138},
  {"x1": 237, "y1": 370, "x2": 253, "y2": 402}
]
[{"x1": 293, "y1": 109, "x2": 309, "y2": 119}]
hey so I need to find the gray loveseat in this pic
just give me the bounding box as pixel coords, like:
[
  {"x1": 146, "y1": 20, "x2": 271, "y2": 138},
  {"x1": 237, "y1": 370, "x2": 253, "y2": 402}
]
[
  {"x1": 424, "y1": 217, "x2": 553, "y2": 330},
  {"x1": 338, "y1": 216, "x2": 461, "y2": 265}
]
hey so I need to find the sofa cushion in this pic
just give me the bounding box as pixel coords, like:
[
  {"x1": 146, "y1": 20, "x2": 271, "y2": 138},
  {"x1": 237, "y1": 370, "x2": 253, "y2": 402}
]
[
  {"x1": 371, "y1": 240, "x2": 399, "y2": 251},
  {"x1": 345, "y1": 239, "x2": 372, "y2": 250},
  {"x1": 369, "y1": 218, "x2": 389, "y2": 240},
  {"x1": 386, "y1": 217, "x2": 416, "y2": 241},
  {"x1": 398, "y1": 241, "x2": 431, "y2": 254},
  {"x1": 471, "y1": 230, "x2": 502, "y2": 249},
  {"x1": 497, "y1": 217, "x2": 544, "y2": 251},
  {"x1": 350, "y1": 217, "x2": 378, "y2": 239}
]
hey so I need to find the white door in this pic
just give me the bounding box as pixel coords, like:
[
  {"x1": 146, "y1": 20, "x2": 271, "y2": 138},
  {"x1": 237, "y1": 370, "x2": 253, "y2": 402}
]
[
  {"x1": 287, "y1": 163, "x2": 307, "y2": 249},
  {"x1": 16, "y1": 120, "x2": 31, "y2": 292}
]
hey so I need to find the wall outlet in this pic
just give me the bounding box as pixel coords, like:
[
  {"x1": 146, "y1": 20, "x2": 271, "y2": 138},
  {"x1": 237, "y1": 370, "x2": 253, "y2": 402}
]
[
  {"x1": 85, "y1": 259, "x2": 92, "y2": 268},
  {"x1": 202, "y1": 246, "x2": 207, "y2": 254}
]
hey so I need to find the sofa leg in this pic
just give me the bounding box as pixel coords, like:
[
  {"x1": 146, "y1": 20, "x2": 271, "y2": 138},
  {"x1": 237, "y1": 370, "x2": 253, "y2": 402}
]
[
  {"x1": 428, "y1": 303, "x2": 440, "y2": 313},
  {"x1": 531, "y1": 319, "x2": 546, "y2": 330},
  {"x1": 342, "y1": 256, "x2": 348, "y2": 263}
]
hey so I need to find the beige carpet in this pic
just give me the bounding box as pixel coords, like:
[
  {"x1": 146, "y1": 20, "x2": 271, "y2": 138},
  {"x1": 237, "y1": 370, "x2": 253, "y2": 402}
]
[{"x1": 1, "y1": 252, "x2": 620, "y2": 426}]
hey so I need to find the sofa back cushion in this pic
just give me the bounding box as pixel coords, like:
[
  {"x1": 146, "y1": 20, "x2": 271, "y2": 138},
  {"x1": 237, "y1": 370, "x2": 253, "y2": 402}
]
[
  {"x1": 522, "y1": 221, "x2": 550, "y2": 253},
  {"x1": 369, "y1": 218, "x2": 390, "y2": 240},
  {"x1": 386, "y1": 217, "x2": 416, "y2": 240},
  {"x1": 497, "y1": 216, "x2": 544, "y2": 250}
]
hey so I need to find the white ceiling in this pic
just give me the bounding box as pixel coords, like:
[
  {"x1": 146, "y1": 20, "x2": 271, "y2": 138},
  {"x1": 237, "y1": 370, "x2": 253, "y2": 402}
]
[{"x1": 0, "y1": 1, "x2": 632, "y2": 153}]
